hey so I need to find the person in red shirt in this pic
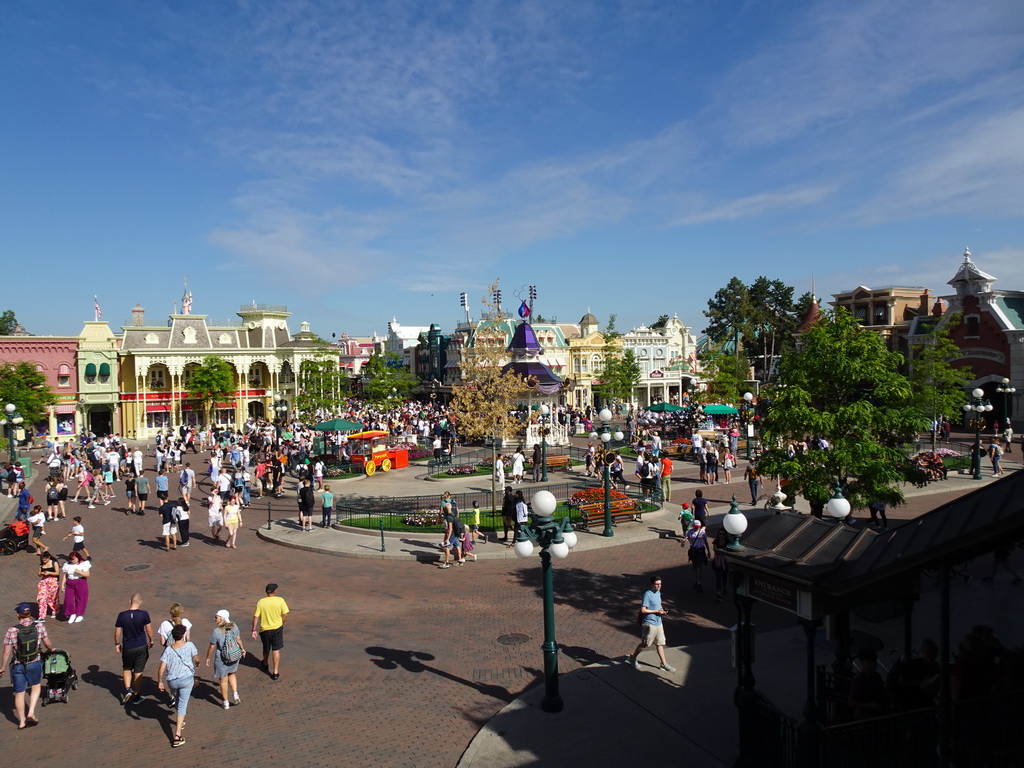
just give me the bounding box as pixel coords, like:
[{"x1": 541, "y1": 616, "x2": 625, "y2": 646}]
[{"x1": 659, "y1": 455, "x2": 673, "y2": 502}]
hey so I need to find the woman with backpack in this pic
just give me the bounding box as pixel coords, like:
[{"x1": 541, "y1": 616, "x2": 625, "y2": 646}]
[{"x1": 205, "y1": 609, "x2": 246, "y2": 709}]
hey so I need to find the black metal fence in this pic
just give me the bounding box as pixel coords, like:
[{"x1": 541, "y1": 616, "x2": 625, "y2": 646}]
[
  {"x1": 333, "y1": 475, "x2": 663, "y2": 532},
  {"x1": 426, "y1": 445, "x2": 590, "y2": 479}
]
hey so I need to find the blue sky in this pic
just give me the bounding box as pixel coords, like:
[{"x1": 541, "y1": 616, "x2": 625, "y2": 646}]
[{"x1": 3, "y1": 0, "x2": 1022, "y2": 339}]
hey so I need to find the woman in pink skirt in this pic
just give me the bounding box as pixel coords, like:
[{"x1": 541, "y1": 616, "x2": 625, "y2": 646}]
[{"x1": 37, "y1": 551, "x2": 61, "y2": 620}]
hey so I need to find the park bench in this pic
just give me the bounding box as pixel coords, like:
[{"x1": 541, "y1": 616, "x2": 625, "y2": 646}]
[
  {"x1": 577, "y1": 499, "x2": 643, "y2": 531},
  {"x1": 531, "y1": 455, "x2": 571, "y2": 472}
]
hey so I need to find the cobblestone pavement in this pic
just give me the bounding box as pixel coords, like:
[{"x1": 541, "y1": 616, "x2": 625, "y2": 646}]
[{"x1": 0, "y1": 439, "x2": 1015, "y2": 767}]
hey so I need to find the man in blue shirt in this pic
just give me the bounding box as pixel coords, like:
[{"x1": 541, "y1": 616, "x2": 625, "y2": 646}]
[
  {"x1": 16, "y1": 484, "x2": 32, "y2": 521},
  {"x1": 624, "y1": 576, "x2": 676, "y2": 672}
]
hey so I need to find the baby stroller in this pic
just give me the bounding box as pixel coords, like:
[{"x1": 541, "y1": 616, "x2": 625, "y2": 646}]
[
  {"x1": 40, "y1": 649, "x2": 78, "y2": 706},
  {"x1": 0, "y1": 521, "x2": 30, "y2": 556}
]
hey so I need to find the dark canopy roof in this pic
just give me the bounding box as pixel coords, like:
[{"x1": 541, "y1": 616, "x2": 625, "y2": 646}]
[{"x1": 724, "y1": 471, "x2": 1024, "y2": 599}]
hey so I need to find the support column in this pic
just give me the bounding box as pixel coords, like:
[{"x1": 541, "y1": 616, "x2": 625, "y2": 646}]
[
  {"x1": 798, "y1": 618, "x2": 823, "y2": 768},
  {"x1": 733, "y1": 580, "x2": 758, "y2": 768},
  {"x1": 937, "y1": 561, "x2": 952, "y2": 767}
]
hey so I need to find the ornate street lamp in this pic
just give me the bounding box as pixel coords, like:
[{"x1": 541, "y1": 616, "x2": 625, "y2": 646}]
[
  {"x1": 514, "y1": 490, "x2": 578, "y2": 713},
  {"x1": 594, "y1": 407, "x2": 618, "y2": 537},
  {"x1": 1, "y1": 403, "x2": 24, "y2": 465},
  {"x1": 963, "y1": 387, "x2": 992, "y2": 480},
  {"x1": 539, "y1": 404, "x2": 551, "y2": 483},
  {"x1": 996, "y1": 378, "x2": 1015, "y2": 432},
  {"x1": 723, "y1": 495, "x2": 748, "y2": 551},
  {"x1": 826, "y1": 483, "x2": 851, "y2": 522}
]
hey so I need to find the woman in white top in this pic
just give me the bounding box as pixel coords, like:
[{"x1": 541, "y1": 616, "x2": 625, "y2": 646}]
[
  {"x1": 157, "y1": 602, "x2": 193, "y2": 645},
  {"x1": 60, "y1": 551, "x2": 91, "y2": 623},
  {"x1": 511, "y1": 449, "x2": 525, "y2": 485}
]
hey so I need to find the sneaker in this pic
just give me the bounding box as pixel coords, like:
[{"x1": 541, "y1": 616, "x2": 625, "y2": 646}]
[
  {"x1": 659, "y1": 664, "x2": 677, "y2": 672},
  {"x1": 180, "y1": 542, "x2": 190, "y2": 547},
  {"x1": 88, "y1": 505, "x2": 95, "y2": 509},
  {"x1": 625, "y1": 655, "x2": 640, "y2": 669},
  {"x1": 121, "y1": 690, "x2": 133, "y2": 705},
  {"x1": 172, "y1": 736, "x2": 186, "y2": 748},
  {"x1": 68, "y1": 614, "x2": 78, "y2": 624},
  {"x1": 74, "y1": 615, "x2": 84, "y2": 623},
  {"x1": 133, "y1": 695, "x2": 145, "y2": 704},
  {"x1": 223, "y1": 700, "x2": 231, "y2": 710},
  {"x1": 232, "y1": 695, "x2": 241, "y2": 706}
]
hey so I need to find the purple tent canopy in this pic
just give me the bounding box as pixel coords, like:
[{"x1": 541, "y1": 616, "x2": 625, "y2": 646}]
[
  {"x1": 507, "y1": 321, "x2": 542, "y2": 357},
  {"x1": 501, "y1": 360, "x2": 563, "y2": 395}
]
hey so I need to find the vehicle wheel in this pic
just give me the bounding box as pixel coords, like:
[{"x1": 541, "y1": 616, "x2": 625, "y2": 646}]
[
  {"x1": 365, "y1": 462, "x2": 376, "y2": 476},
  {"x1": 0, "y1": 540, "x2": 16, "y2": 556},
  {"x1": 72, "y1": 680, "x2": 78, "y2": 690},
  {"x1": 381, "y1": 459, "x2": 392, "y2": 472}
]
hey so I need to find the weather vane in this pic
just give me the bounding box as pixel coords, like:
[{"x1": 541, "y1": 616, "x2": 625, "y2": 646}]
[{"x1": 512, "y1": 285, "x2": 537, "y2": 319}]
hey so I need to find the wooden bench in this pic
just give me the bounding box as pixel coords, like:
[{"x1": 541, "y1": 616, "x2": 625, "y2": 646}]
[
  {"x1": 530, "y1": 455, "x2": 571, "y2": 471},
  {"x1": 577, "y1": 499, "x2": 642, "y2": 530}
]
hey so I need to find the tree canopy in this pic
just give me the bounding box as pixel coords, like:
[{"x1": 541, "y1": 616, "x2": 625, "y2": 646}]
[
  {"x1": 185, "y1": 355, "x2": 236, "y2": 423},
  {"x1": 0, "y1": 310, "x2": 18, "y2": 335},
  {"x1": 360, "y1": 351, "x2": 418, "y2": 405},
  {"x1": 295, "y1": 345, "x2": 349, "y2": 417},
  {"x1": 757, "y1": 308, "x2": 930, "y2": 510},
  {"x1": 907, "y1": 314, "x2": 969, "y2": 439},
  {"x1": 0, "y1": 361, "x2": 54, "y2": 425}
]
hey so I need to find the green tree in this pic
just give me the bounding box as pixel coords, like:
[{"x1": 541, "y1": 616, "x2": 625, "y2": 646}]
[
  {"x1": 295, "y1": 346, "x2": 349, "y2": 418},
  {"x1": 0, "y1": 361, "x2": 54, "y2": 425},
  {"x1": 747, "y1": 277, "x2": 798, "y2": 382},
  {"x1": 596, "y1": 349, "x2": 641, "y2": 404},
  {"x1": 361, "y1": 352, "x2": 418, "y2": 405},
  {"x1": 185, "y1": 356, "x2": 236, "y2": 424},
  {"x1": 757, "y1": 308, "x2": 930, "y2": 511},
  {"x1": 701, "y1": 341, "x2": 750, "y2": 403},
  {"x1": 0, "y1": 310, "x2": 18, "y2": 335},
  {"x1": 908, "y1": 314, "x2": 969, "y2": 448},
  {"x1": 650, "y1": 314, "x2": 669, "y2": 330}
]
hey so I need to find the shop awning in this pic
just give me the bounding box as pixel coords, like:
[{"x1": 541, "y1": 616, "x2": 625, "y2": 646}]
[
  {"x1": 55, "y1": 404, "x2": 77, "y2": 414},
  {"x1": 99, "y1": 362, "x2": 111, "y2": 376},
  {"x1": 146, "y1": 404, "x2": 171, "y2": 412},
  {"x1": 85, "y1": 363, "x2": 97, "y2": 377}
]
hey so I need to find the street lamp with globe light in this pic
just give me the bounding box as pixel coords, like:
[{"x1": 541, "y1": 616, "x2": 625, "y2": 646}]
[
  {"x1": 826, "y1": 483, "x2": 851, "y2": 522},
  {"x1": 996, "y1": 379, "x2": 1015, "y2": 434},
  {"x1": 963, "y1": 387, "x2": 993, "y2": 480},
  {"x1": 513, "y1": 490, "x2": 578, "y2": 712},
  {"x1": 538, "y1": 404, "x2": 551, "y2": 482},
  {"x1": 742, "y1": 392, "x2": 754, "y2": 461},
  {"x1": 591, "y1": 408, "x2": 621, "y2": 537},
  {"x1": 1, "y1": 403, "x2": 24, "y2": 465}
]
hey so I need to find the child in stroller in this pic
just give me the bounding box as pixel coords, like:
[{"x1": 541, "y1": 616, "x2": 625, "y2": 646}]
[{"x1": 40, "y1": 649, "x2": 78, "y2": 706}]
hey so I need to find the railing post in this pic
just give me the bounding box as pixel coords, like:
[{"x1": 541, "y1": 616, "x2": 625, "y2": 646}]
[
  {"x1": 266, "y1": 500, "x2": 272, "y2": 530},
  {"x1": 379, "y1": 519, "x2": 386, "y2": 552}
]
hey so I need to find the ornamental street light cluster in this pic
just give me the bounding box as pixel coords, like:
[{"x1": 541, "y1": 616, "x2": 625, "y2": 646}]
[
  {"x1": 963, "y1": 387, "x2": 993, "y2": 480},
  {"x1": 741, "y1": 392, "x2": 755, "y2": 460},
  {"x1": 996, "y1": 378, "x2": 1015, "y2": 430},
  {"x1": 0, "y1": 403, "x2": 25, "y2": 465},
  {"x1": 589, "y1": 408, "x2": 623, "y2": 538},
  {"x1": 513, "y1": 490, "x2": 578, "y2": 713},
  {"x1": 538, "y1": 404, "x2": 551, "y2": 482}
]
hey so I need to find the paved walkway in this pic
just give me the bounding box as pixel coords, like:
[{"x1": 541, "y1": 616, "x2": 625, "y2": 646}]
[{"x1": 0, "y1": 438, "x2": 1018, "y2": 768}]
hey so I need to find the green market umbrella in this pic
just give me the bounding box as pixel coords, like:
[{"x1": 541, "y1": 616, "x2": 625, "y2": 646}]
[
  {"x1": 703, "y1": 404, "x2": 738, "y2": 415},
  {"x1": 313, "y1": 418, "x2": 365, "y2": 432},
  {"x1": 644, "y1": 402, "x2": 684, "y2": 413}
]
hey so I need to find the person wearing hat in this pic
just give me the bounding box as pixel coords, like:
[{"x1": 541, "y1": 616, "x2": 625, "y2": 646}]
[
  {"x1": 251, "y1": 584, "x2": 288, "y2": 681},
  {"x1": 685, "y1": 520, "x2": 709, "y2": 592},
  {"x1": 206, "y1": 609, "x2": 246, "y2": 709},
  {"x1": 1, "y1": 602, "x2": 55, "y2": 729}
]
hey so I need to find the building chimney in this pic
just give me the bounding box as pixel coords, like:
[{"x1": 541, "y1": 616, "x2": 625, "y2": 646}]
[
  {"x1": 919, "y1": 289, "x2": 930, "y2": 313},
  {"x1": 131, "y1": 304, "x2": 145, "y2": 326},
  {"x1": 932, "y1": 298, "x2": 944, "y2": 318}
]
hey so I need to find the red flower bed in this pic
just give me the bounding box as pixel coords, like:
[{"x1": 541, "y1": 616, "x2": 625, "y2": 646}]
[{"x1": 567, "y1": 488, "x2": 631, "y2": 509}]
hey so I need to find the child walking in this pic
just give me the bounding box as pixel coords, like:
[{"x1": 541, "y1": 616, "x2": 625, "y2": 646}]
[
  {"x1": 63, "y1": 516, "x2": 90, "y2": 560},
  {"x1": 469, "y1": 501, "x2": 487, "y2": 544}
]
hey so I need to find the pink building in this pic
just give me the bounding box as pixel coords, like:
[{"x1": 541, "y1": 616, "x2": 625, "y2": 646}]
[{"x1": 0, "y1": 335, "x2": 81, "y2": 438}]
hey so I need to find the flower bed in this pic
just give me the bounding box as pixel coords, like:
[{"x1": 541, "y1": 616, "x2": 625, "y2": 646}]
[
  {"x1": 402, "y1": 509, "x2": 440, "y2": 527},
  {"x1": 407, "y1": 448, "x2": 432, "y2": 461},
  {"x1": 446, "y1": 464, "x2": 480, "y2": 476}
]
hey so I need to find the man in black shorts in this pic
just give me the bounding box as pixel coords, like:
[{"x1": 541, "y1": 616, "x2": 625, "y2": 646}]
[{"x1": 114, "y1": 593, "x2": 153, "y2": 705}]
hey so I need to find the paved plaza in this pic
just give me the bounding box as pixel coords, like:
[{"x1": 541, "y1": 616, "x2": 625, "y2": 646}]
[{"x1": 0, "y1": 441, "x2": 1020, "y2": 767}]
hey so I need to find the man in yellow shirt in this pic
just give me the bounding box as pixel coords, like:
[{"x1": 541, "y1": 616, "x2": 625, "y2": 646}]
[{"x1": 251, "y1": 583, "x2": 289, "y2": 680}]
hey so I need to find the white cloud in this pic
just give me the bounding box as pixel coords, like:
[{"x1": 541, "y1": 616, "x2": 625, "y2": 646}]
[{"x1": 672, "y1": 186, "x2": 835, "y2": 226}]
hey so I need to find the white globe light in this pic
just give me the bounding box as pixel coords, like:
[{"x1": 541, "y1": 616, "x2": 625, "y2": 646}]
[
  {"x1": 972, "y1": 388, "x2": 985, "y2": 398},
  {"x1": 4, "y1": 403, "x2": 14, "y2": 415},
  {"x1": 743, "y1": 392, "x2": 753, "y2": 403},
  {"x1": 613, "y1": 431, "x2": 623, "y2": 441},
  {"x1": 540, "y1": 404, "x2": 550, "y2": 415},
  {"x1": 963, "y1": 404, "x2": 972, "y2": 412},
  {"x1": 599, "y1": 408, "x2": 613, "y2": 422},
  {"x1": 601, "y1": 432, "x2": 611, "y2": 443},
  {"x1": 514, "y1": 539, "x2": 535, "y2": 558},
  {"x1": 550, "y1": 540, "x2": 570, "y2": 559},
  {"x1": 562, "y1": 529, "x2": 578, "y2": 549},
  {"x1": 984, "y1": 404, "x2": 993, "y2": 412},
  {"x1": 589, "y1": 431, "x2": 599, "y2": 440},
  {"x1": 532, "y1": 490, "x2": 557, "y2": 516},
  {"x1": 827, "y1": 495, "x2": 851, "y2": 520},
  {"x1": 723, "y1": 512, "x2": 748, "y2": 536}
]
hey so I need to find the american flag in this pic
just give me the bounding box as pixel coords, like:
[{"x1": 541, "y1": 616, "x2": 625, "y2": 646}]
[{"x1": 94, "y1": 296, "x2": 102, "y2": 319}]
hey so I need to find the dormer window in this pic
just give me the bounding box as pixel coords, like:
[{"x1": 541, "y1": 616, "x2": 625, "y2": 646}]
[{"x1": 965, "y1": 314, "x2": 980, "y2": 339}]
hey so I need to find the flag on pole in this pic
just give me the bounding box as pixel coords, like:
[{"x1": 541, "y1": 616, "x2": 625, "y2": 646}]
[{"x1": 94, "y1": 296, "x2": 103, "y2": 320}]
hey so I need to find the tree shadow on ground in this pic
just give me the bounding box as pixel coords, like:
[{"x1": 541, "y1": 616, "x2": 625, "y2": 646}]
[{"x1": 365, "y1": 646, "x2": 514, "y2": 704}]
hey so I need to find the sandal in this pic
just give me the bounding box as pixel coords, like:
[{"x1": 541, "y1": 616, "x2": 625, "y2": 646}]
[{"x1": 172, "y1": 736, "x2": 186, "y2": 748}]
